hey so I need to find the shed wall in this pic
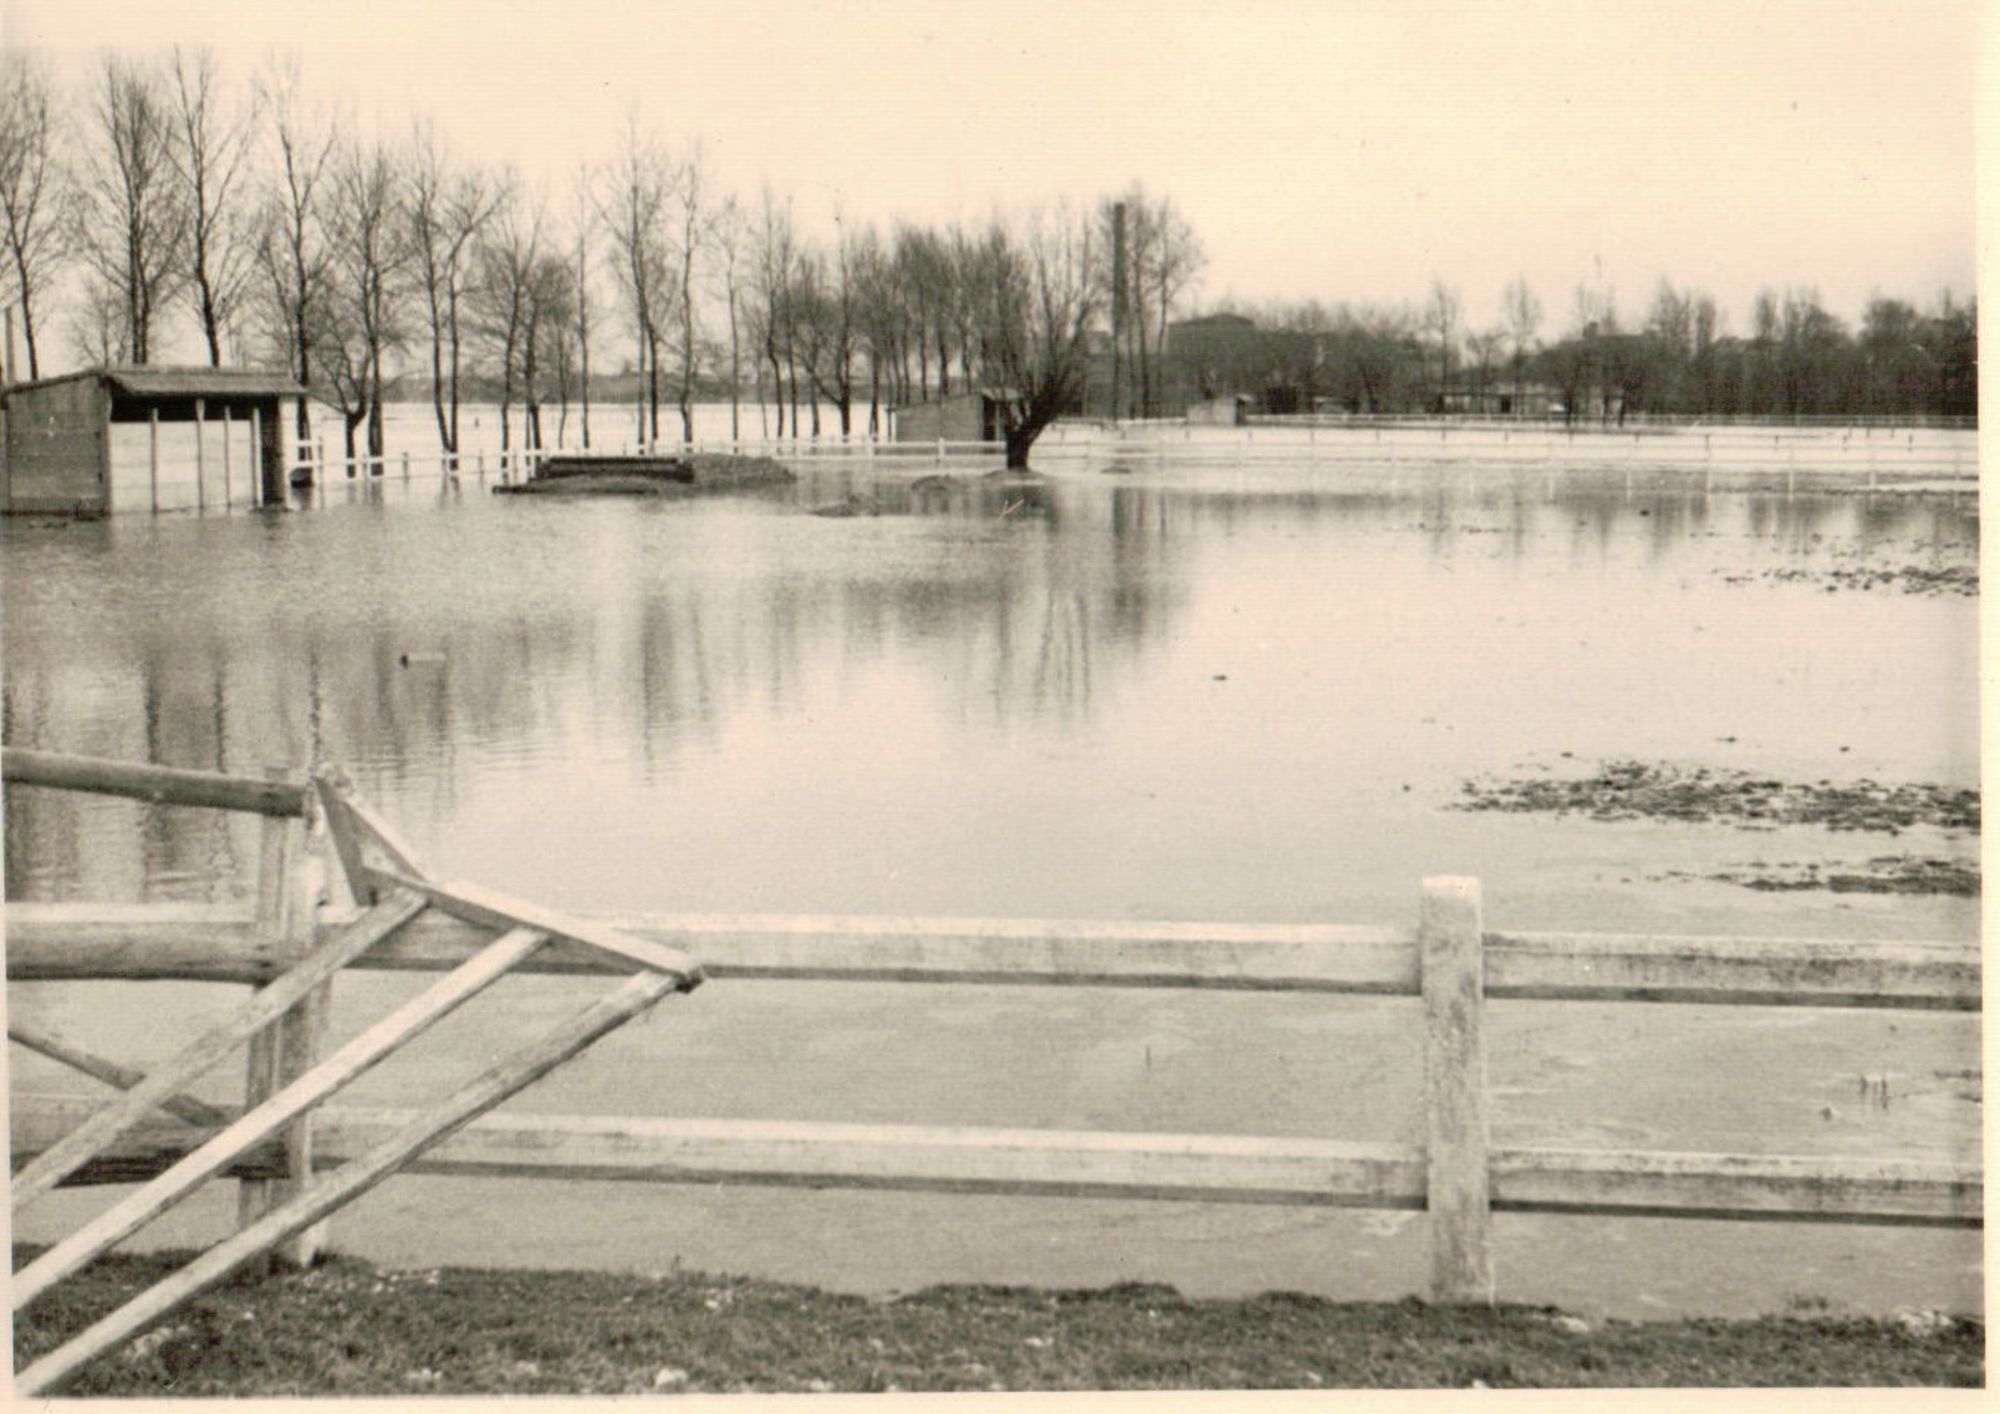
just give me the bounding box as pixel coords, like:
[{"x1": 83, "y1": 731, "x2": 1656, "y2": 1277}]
[
  {"x1": 3, "y1": 379, "x2": 108, "y2": 513},
  {"x1": 108, "y1": 415, "x2": 257, "y2": 512},
  {"x1": 893, "y1": 396, "x2": 984, "y2": 443}
]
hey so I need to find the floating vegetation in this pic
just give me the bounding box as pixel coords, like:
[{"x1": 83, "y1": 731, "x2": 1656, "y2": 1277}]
[
  {"x1": 1716, "y1": 564, "x2": 1977, "y2": 597},
  {"x1": 1657, "y1": 856, "x2": 1980, "y2": 897},
  {"x1": 1455, "y1": 760, "x2": 1980, "y2": 836}
]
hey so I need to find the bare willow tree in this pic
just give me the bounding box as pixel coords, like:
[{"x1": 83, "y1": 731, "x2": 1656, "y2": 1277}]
[
  {"x1": 167, "y1": 46, "x2": 256, "y2": 365},
  {"x1": 0, "y1": 48, "x2": 69, "y2": 380},
  {"x1": 468, "y1": 186, "x2": 547, "y2": 462},
  {"x1": 965, "y1": 205, "x2": 1101, "y2": 470},
  {"x1": 403, "y1": 120, "x2": 504, "y2": 454},
  {"x1": 77, "y1": 54, "x2": 188, "y2": 365},
  {"x1": 253, "y1": 58, "x2": 335, "y2": 445}
]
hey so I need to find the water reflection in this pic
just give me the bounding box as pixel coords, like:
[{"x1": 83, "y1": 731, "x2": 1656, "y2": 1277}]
[{"x1": 2, "y1": 466, "x2": 1976, "y2": 934}]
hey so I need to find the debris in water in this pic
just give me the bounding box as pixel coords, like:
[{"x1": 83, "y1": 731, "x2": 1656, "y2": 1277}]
[
  {"x1": 1655, "y1": 855, "x2": 1978, "y2": 897},
  {"x1": 1456, "y1": 760, "x2": 1979, "y2": 836}
]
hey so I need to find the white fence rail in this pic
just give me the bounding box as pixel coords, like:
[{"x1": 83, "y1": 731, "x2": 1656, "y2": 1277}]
[
  {"x1": 3, "y1": 748, "x2": 1983, "y2": 1333},
  {"x1": 1035, "y1": 422, "x2": 1978, "y2": 482},
  {"x1": 280, "y1": 419, "x2": 1975, "y2": 493}
]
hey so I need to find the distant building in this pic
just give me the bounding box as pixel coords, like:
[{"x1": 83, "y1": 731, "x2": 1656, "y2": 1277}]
[
  {"x1": 1165, "y1": 313, "x2": 1264, "y2": 399},
  {"x1": 889, "y1": 390, "x2": 1012, "y2": 444},
  {"x1": 1, "y1": 366, "x2": 306, "y2": 515},
  {"x1": 1186, "y1": 394, "x2": 1252, "y2": 426},
  {"x1": 1440, "y1": 379, "x2": 1563, "y2": 418}
]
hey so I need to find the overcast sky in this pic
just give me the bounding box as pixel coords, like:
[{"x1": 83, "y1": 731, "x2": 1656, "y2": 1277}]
[{"x1": 3, "y1": 0, "x2": 1982, "y2": 339}]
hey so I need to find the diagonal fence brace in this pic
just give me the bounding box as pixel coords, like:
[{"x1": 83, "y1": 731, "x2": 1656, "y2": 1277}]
[
  {"x1": 12, "y1": 927, "x2": 550, "y2": 1311},
  {"x1": 16, "y1": 968, "x2": 686, "y2": 1398},
  {"x1": 11, "y1": 892, "x2": 431, "y2": 1208}
]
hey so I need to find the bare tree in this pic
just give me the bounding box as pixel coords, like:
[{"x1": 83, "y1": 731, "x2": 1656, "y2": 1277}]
[
  {"x1": 709, "y1": 194, "x2": 747, "y2": 440},
  {"x1": 1422, "y1": 277, "x2": 1461, "y2": 410},
  {"x1": 749, "y1": 187, "x2": 797, "y2": 438},
  {"x1": 668, "y1": 144, "x2": 710, "y2": 443},
  {"x1": 0, "y1": 48, "x2": 69, "y2": 379},
  {"x1": 252, "y1": 58, "x2": 335, "y2": 446},
  {"x1": 570, "y1": 164, "x2": 595, "y2": 447},
  {"x1": 1464, "y1": 327, "x2": 1505, "y2": 409},
  {"x1": 525, "y1": 247, "x2": 575, "y2": 450},
  {"x1": 847, "y1": 223, "x2": 900, "y2": 436},
  {"x1": 964, "y1": 205, "x2": 1100, "y2": 470},
  {"x1": 1096, "y1": 184, "x2": 1197, "y2": 419},
  {"x1": 892, "y1": 224, "x2": 950, "y2": 400},
  {"x1": 1144, "y1": 196, "x2": 1204, "y2": 415},
  {"x1": 66, "y1": 273, "x2": 125, "y2": 368},
  {"x1": 403, "y1": 121, "x2": 503, "y2": 454},
  {"x1": 76, "y1": 54, "x2": 188, "y2": 364},
  {"x1": 168, "y1": 46, "x2": 256, "y2": 365},
  {"x1": 1501, "y1": 274, "x2": 1541, "y2": 410},
  {"x1": 796, "y1": 218, "x2": 861, "y2": 436},
  {"x1": 598, "y1": 118, "x2": 673, "y2": 445},
  {"x1": 320, "y1": 135, "x2": 405, "y2": 460},
  {"x1": 469, "y1": 186, "x2": 552, "y2": 465}
]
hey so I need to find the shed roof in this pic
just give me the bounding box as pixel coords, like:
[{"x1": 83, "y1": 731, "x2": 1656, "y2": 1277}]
[
  {"x1": 2, "y1": 365, "x2": 306, "y2": 401},
  {"x1": 888, "y1": 387, "x2": 1020, "y2": 415},
  {"x1": 104, "y1": 366, "x2": 307, "y2": 398}
]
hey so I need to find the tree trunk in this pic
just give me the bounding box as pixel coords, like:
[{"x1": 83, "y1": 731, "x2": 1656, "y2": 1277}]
[
  {"x1": 429, "y1": 292, "x2": 450, "y2": 450},
  {"x1": 15, "y1": 261, "x2": 40, "y2": 376},
  {"x1": 579, "y1": 317, "x2": 591, "y2": 449},
  {"x1": 1004, "y1": 423, "x2": 1037, "y2": 470},
  {"x1": 447, "y1": 289, "x2": 463, "y2": 454},
  {"x1": 727, "y1": 288, "x2": 741, "y2": 441},
  {"x1": 646, "y1": 328, "x2": 662, "y2": 445}
]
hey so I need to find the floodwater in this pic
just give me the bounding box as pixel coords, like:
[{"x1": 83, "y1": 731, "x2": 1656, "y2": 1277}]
[{"x1": 3, "y1": 438, "x2": 1981, "y2": 1319}]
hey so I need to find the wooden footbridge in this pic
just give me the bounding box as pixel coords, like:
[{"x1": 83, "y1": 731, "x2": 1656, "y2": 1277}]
[{"x1": 5, "y1": 747, "x2": 1983, "y2": 1394}]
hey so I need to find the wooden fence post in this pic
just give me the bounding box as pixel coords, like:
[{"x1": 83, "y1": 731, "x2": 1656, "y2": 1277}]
[
  {"x1": 1420, "y1": 875, "x2": 1493, "y2": 1305},
  {"x1": 241, "y1": 771, "x2": 331, "y2": 1268}
]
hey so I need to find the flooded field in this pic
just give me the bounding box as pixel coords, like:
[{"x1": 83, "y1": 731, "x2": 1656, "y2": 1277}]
[{"x1": 3, "y1": 440, "x2": 1980, "y2": 1319}]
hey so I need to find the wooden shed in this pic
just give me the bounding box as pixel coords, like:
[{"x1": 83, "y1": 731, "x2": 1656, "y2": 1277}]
[
  {"x1": 0, "y1": 367, "x2": 305, "y2": 515},
  {"x1": 889, "y1": 390, "x2": 1010, "y2": 445}
]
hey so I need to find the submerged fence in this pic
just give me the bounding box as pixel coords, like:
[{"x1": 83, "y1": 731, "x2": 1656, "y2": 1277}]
[
  {"x1": 4, "y1": 748, "x2": 1982, "y2": 1382},
  {"x1": 280, "y1": 417, "x2": 1976, "y2": 494}
]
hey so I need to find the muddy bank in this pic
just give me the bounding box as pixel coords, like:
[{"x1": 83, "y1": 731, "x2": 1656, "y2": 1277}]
[
  {"x1": 497, "y1": 454, "x2": 793, "y2": 496},
  {"x1": 1454, "y1": 760, "x2": 1979, "y2": 836}
]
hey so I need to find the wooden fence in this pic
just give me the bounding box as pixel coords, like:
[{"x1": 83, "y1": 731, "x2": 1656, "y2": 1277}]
[
  {"x1": 292, "y1": 436, "x2": 1008, "y2": 488},
  {"x1": 1039, "y1": 421, "x2": 1979, "y2": 485},
  {"x1": 3, "y1": 748, "x2": 702, "y2": 1395},
  {"x1": 5, "y1": 747, "x2": 1982, "y2": 1384},
  {"x1": 284, "y1": 418, "x2": 1975, "y2": 494}
]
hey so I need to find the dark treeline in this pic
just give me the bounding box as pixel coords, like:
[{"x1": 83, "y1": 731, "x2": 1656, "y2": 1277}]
[
  {"x1": 1195, "y1": 276, "x2": 1975, "y2": 422},
  {"x1": 1, "y1": 44, "x2": 1971, "y2": 465}
]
